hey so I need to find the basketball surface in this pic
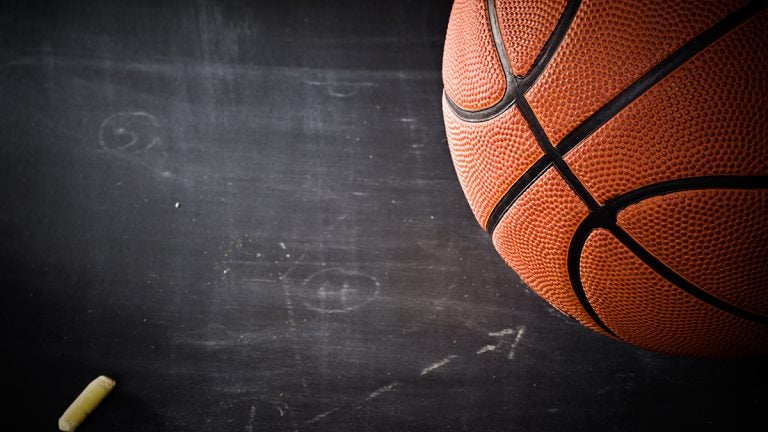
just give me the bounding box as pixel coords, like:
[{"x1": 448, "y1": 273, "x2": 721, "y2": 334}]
[{"x1": 442, "y1": 0, "x2": 768, "y2": 357}]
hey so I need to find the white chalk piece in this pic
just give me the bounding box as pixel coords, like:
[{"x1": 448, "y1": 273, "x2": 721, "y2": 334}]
[{"x1": 58, "y1": 375, "x2": 116, "y2": 432}]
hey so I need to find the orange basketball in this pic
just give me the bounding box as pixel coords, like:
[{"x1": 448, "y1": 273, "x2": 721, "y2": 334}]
[{"x1": 442, "y1": 0, "x2": 768, "y2": 357}]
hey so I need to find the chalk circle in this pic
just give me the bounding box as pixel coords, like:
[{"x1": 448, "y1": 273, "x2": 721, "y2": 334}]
[
  {"x1": 99, "y1": 111, "x2": 161, "y2": 152},
  {"x1": 300, "y1": 268, "x2": 380, "y2": 313}
]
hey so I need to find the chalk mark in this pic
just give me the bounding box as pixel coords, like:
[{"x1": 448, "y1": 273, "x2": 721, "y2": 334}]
[
  {"x1": 365, "y1": 382, "x2": 399, "y2": 402},
  {"x1": 303, "y1": 381, "x2": 400, "y2": 426},
  {"x1": 304, "y1": 407, "x2": 340, "y2": 425},
  {"x1": 304, "y1": 80, "x2": 378, "y2": 98},
  {"x1": 98, "y1": 111, "x2": 161, "y2": 153},
  {"x1": 420, "y1": 355, "x2": 458, "y2": 376},
  {"x1": 482, "y1": 326, "x2": 526, "y2": 360},
  {"x1": 302, "y1": 324, "x2": 528, "y2": 426},
  {"x1": 476, "y1": 345, "x2": 496, "y2": 354},
  {"x1": 246, "y1": 405, "x2": 255, "y2": 432},
  {"x1": 299, "y1": 268, "x2": 380, "y2": 314}
]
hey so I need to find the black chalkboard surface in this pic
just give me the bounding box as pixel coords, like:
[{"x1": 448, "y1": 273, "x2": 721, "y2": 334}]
[{"x1": 1, "y1": 1, "x2": 765, "y2": 430}]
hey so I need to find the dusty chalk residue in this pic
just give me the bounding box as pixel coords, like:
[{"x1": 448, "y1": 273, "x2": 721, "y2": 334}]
[{"x1": 420, "y1": 355, "x2": 458, "y2": 376}]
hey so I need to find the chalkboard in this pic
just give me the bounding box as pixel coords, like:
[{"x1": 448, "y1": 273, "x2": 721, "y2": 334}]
[{"x1": 1, "y1": 1, "x2": 766, "y2": 430}]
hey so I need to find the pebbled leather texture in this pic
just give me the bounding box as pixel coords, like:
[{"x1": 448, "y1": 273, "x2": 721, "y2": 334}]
[
  {"x1": 442, "y1": 0, "x2": 506, "y2": 111},
  {"x1": 580, "y1": 230, "x2": 768, "y2": 357},
  {"x1": 618, "y1": 189, "x2": 768, "y2": 318},
  {"x1": 491, "y1": 168, "x2": 608, "y2": 336},
  {"x1": 442, "y1": 97, "x2": 543, "y2": 227},
  {"x1": 564, "y1": 10, "x2": 768, "y2": 204},
  {"x1": 525, "y1": 0, "x2": 743, "y2": 144},
  {"x1": 495, "y1": 0, "x2": 567, "y2": 77}
]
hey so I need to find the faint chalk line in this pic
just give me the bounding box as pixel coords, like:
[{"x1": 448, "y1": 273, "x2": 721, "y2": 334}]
[
  {"x1": 305, "y1": 407, "x2": 340, "y2": 425},
  {"x1": 505, "y1": 326, "x2": 526, "y2": 359},
  {"x1": 304, "y1": 381, "x2": 400, "y2": 425},
  {"x1": 476, "y1": 345, "x2": 496, "y2": 354},
  {"x1": 279, "y1": 247, "x2": 310, "y2": 398},
  {"x1": 488, "y1": 328, "x2": 517, "y2": 337},
  {"x1": 420, "y1": 355, "x2": 458, "y2": 376},
  {"x1": 365, "y1": 382, "x2": 399, "y2": 401},
  {"x1": 246, "y1": 405, "x2": 255, "y2": 432}
]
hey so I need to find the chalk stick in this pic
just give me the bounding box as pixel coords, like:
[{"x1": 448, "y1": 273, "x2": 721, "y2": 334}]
[{"x1": 58, "y1": 375, "x2": 115, "y2": 432}]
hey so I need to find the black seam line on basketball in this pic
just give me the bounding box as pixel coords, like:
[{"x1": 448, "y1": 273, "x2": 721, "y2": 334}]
[
  {"x1": 484, "y1": 0, "x2": 767, "y2": 234},
  {"x1": 519, "y1": 0, "x2": 581, "y2": 92},
  {"x1": 556, "y1": 0, "x2": 767, "y2": 156},
  {"x1": 444, "y1": 0, "x2": 516, "y2": 122},
  {"x1": 603, "y1": 176, "x2": 768, "y2": 325},
  {"x1": 601, "y1": 175, "x2": 768, "y2": 212},
  {"x1": 486, "y1": 156, "x2": 553, "y2": 234},
  {"x1": 610, "y1": 225, "x2": 768, "y2": 326},
  {"x1": 568, "y1": 176, "x2": 768, "y2": 331},
  {"x1": 445, "y1": 0, "x2": 580, "y2": 122},
  {"x1": 567, "y1": 214, "x2": 617, "y2": 336},
  {"x1": 486, "y1": 85, "x2": 600, "y2": 233},
  {"x1": 514, "y1": 85, "x2": 600, "y2": 211},
  {"x1": 516, "y1": 85, "x2": 613, "y2": 334}
]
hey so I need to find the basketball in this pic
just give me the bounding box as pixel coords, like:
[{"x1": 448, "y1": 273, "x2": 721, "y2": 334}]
[{"x1": 442, "y1": 0, "x2": 768, "y2": 356}]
